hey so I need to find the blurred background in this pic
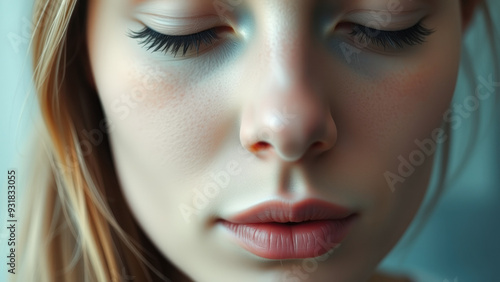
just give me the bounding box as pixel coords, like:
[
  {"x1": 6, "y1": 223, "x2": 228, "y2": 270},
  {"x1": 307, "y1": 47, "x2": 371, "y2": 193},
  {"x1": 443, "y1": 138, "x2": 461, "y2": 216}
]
[
  {"x1": 1, "y1": 1, "x2": 499, "y2": 281},
  {"x1": 1, "y1": 1, "x2": 37, "y2": 281}
]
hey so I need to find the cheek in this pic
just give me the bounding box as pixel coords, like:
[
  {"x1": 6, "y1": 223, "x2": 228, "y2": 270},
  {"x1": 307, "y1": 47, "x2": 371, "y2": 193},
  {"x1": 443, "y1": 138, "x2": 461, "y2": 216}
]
[
  {"x1": 86, "y1": 0, "x2": 223, "y2": 174},
  {"x1": 366, "y1": 66, "x2": 456, "y2": 202},
  {"x1": 93, "y1": 48, "x2": 243, "y2": 189},
  {"x1": 327, "y1": 58, "x2": 458, "y2": 185},
  {"x1": 326, "y1": 52, "x2": 460, "y2": 262},
  {"x1": 323, "y1": 10, "x2": 462, "y2": 224},
  {"x1": 99, "y1": 61, "x2": 226, "y2": 174},
  {"x1": 359, "y1": 65, "x2": 456, "y2": 150},
  {"x1": 334, "y1": 5, "x2": 462, "y2": 162},
  {"x1": 336, "y1": 40, "x2": 460, "y2": 182}
]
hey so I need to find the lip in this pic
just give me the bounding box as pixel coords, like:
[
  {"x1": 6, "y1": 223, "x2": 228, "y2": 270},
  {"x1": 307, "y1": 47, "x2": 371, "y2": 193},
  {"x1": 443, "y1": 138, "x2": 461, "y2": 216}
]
[{"x1": 219, "y1": 199, "x2": 357, "y2": 259}]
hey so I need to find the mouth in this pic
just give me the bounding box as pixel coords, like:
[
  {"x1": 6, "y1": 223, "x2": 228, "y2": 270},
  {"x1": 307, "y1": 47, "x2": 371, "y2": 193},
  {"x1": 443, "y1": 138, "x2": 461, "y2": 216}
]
[{"x1": 218, "y1": 199, "x2": 358, "y2": 260}]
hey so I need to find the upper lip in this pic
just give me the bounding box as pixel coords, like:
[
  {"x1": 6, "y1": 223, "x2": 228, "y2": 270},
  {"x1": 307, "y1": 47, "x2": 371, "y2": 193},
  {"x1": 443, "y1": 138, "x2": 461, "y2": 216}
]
[{"x1": 222, "y1": 198, "x2": 353, "y2": 224}]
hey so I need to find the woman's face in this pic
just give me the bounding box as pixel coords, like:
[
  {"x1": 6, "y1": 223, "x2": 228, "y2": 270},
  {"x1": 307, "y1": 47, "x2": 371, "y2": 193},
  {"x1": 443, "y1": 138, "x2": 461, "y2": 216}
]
[{"x1": 87, "y1": 0, "x2": 462, "y2": 281}]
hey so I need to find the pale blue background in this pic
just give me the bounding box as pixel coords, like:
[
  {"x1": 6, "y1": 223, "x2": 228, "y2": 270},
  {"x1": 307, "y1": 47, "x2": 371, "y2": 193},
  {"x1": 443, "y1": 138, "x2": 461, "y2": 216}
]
[
  {"x1": 1, "y1": 0, "x2": 37, "y2": 281},
  {"x1": 1, "y1": 1, "x2": 499, "y2": 282}
]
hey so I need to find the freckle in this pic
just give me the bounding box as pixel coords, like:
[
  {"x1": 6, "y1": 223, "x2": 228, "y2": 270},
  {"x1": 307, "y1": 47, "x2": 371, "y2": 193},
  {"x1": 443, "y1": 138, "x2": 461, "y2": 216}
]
[
  {"x1": 348, "y1": 69, "x2": 414, "y2": 137},
  {"x1": 127, "y1": 62, "x2": 188, "y2": 110}
]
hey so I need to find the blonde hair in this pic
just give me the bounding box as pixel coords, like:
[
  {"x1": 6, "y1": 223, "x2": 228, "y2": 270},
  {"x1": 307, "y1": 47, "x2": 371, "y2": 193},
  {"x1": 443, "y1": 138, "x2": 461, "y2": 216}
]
[{"x1": 17, "y1": 0, "x2": 172, "y2": 281}]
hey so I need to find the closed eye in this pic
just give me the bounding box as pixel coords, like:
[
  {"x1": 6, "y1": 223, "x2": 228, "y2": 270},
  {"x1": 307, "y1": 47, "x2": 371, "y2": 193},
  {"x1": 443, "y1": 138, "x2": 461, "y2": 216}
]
[
  {"x1": 128, "y1": 27, "x2": 219, "y2": 57},
  {"x1": 349, "y1": 22, "x2": 435, "y2": 49}
]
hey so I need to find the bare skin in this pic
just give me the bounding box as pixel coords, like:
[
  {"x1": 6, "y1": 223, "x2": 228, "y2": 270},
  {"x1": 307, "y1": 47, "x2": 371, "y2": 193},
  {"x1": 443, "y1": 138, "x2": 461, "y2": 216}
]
[{"x1": 86, "y1": 0, "x2": 472, "y2": 281}]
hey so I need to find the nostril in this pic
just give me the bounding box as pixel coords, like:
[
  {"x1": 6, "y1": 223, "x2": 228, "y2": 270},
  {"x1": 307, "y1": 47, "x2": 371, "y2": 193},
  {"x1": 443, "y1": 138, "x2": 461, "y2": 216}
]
[
  {"x1": 250, "y1": 141, "x2": 270, "y2": 153},
  {"x1": 311, "y1": 141, "x2": 329, "y2": 152},
  {"x1": 311, "y1": 141, "x2": 322, "y2": 149}
]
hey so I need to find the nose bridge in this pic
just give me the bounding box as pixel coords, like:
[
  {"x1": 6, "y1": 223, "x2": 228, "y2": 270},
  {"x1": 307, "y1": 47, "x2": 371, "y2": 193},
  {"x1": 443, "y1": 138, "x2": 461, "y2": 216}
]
[
  {"x1": 259, "y1": 2, "x2": 308, "y2": 88},
  {"x1": 239, "y1": 3, "x2": 337, "y2": 163},
  {"x1": 254, "y1": 2, "x2": 316, "y2": 107}
]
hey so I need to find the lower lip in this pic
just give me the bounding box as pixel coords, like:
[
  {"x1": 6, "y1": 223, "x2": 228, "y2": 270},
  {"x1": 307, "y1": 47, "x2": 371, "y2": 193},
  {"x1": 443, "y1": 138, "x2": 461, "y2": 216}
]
[{"x1": 220, "y1": 215, "x2": 356, "y2": 259}]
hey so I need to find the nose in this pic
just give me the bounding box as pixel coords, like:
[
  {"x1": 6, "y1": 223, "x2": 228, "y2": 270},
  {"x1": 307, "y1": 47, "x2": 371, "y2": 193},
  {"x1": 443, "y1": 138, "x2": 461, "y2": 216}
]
[{"x1": 239, "y1": 24, "x2": 337, "y2": 163}]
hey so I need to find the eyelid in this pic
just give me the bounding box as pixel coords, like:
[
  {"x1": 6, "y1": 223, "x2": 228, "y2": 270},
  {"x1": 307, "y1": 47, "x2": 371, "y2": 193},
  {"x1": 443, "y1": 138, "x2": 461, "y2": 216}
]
[
  {"x1": 352, "y1": 22, "x2": 432, "y2": 37},
  {"x1": 343, "y1": 9, "x2": 428, "y2": 31},
  {"x1": 129, "y1": 26, "x2": 220, "y2": 57},
  {"x1": 135, "y1": 12, "x2": 221, "y2": 35},
  {"x1": 348, "y1": 22, "x2": 434, "y2": 50}
]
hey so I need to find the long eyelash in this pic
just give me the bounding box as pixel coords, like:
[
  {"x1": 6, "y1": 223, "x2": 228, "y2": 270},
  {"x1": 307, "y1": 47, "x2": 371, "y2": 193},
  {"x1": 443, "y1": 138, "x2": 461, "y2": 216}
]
[
  {"x1": 349, "y1": 23, "x2": 434, "y2": 49},
  {"x1": 128, "y1": 27, "x2": 219, "y2": 57}
]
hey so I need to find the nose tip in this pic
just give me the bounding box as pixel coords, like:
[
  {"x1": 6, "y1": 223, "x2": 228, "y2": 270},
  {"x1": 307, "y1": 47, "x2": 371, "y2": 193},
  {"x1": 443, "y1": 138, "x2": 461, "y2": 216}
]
[{"x1": 240, "y1": 103, "x2": 337, "y2": 163}]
